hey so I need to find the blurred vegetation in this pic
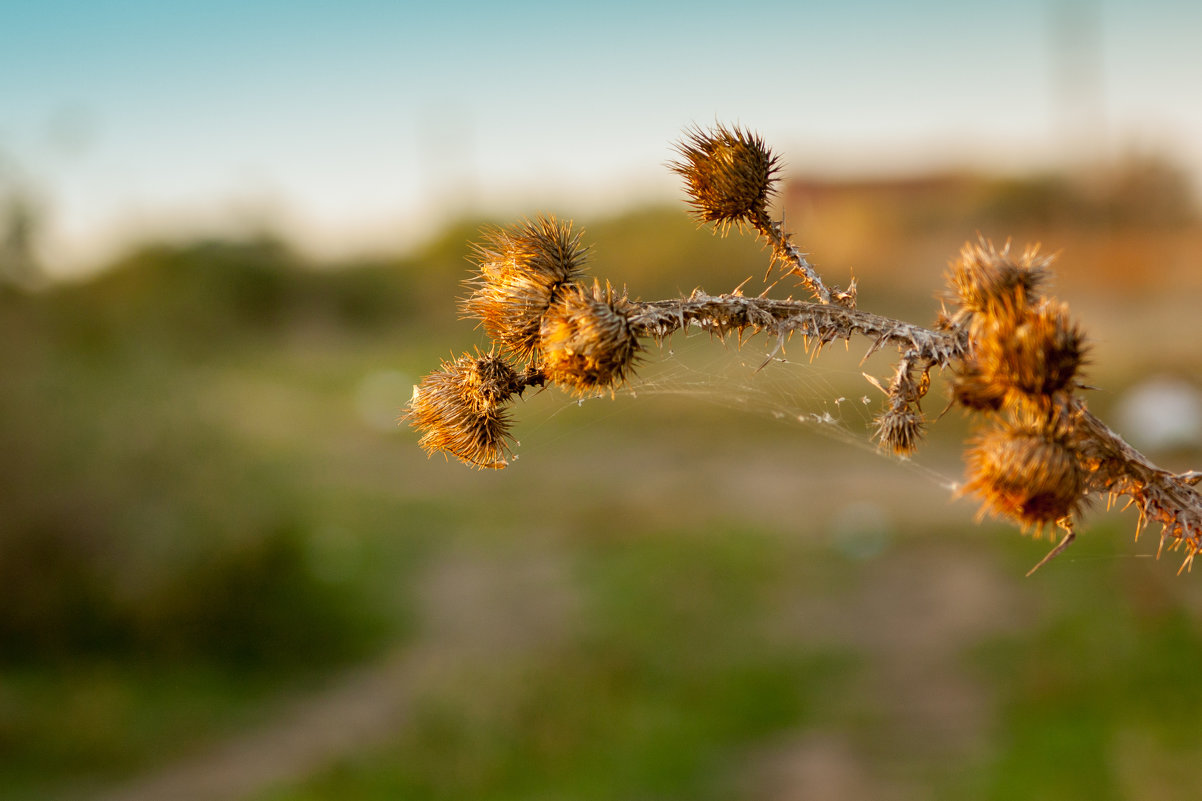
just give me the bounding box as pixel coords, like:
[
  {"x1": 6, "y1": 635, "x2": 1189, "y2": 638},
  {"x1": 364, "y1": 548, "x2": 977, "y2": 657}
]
[
  {"x1": 255, "y1": 524, "x2": 1202, "y2": 801},
  {"x1": 1, "y1": 161, "x2": 1200, "y2": 800}
]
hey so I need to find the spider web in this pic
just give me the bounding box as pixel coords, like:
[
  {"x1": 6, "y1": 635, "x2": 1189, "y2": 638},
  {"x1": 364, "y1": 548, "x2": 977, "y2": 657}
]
[
  {"x1": 528, "y1": 326, "x2": 961, "y2": 493},
  {"x1": 625, "y1": 334, "x2": 878, "y2": 447}
]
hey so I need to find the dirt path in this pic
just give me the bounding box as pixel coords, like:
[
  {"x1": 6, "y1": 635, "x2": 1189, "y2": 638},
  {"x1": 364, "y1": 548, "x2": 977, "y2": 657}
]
[
  {"x1": 88, "y1": 460, "x2": 1013, "y2": 801},
  {"x1": 89, "y1": 647, "x2": 431, "y2": 801},
  {"x1": 89, "y1": 548, "x2": 579, "y2": 801}
]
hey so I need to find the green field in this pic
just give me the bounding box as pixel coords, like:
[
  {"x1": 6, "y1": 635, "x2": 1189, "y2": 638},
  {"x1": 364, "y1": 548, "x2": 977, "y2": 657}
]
[{"x1": 3, "y1": 178, "x2": 1202, "y2": 800}]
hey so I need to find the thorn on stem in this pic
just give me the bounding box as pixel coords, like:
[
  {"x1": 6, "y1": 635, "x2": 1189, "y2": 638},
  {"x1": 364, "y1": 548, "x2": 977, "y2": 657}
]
[{"x1": 1026, "y1": 521, "x2": 1076, "y2": 576}]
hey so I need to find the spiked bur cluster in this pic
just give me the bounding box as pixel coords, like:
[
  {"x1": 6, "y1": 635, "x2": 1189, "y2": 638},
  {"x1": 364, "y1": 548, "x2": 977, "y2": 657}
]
[
  {"x1": 540, "y1": 282, "x2": 639, "y2": 396},
  {"x1": 462, "y1": 217, "x2": 588, "y2": 362},
  {"x1": 404, "y1": 215, "x2": 640, "y2": 469},
  {"x1": 966, "y1": 419, "x2": 1084, "y2": 532},
  {"x1": 948, "y1": 243, "x2": 1085, "y2": 406},
  {"x1": 670, "y1": 123, "x2": 849, "y2": 306},
  {"x1": 871, "y1": 354, "x2": 931, "y2": 458},
  {"x1": 935, "y1": 241, "x2": 1096, "y2": 572},
  {"x1": 407, "y1": 351, "x2": 528, "y2": 469},
  {"x1": 406, "y1": 123, "x2": 1202, "y2": 572},
  {"x1": 670, "y1": 124, "x2": 781, "y2": 234}
]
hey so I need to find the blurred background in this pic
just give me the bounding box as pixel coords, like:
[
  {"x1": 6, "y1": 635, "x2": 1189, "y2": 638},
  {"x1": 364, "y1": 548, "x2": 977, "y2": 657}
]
[{"x1": 3, "y1": 1, "x2": 1202, "y2": 799}]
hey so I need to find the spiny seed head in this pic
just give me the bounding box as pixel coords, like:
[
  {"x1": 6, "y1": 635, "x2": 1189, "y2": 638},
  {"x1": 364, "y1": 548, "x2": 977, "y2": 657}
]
[
  {"x1": 539, "y1": 281, "x2": 640, "y2": 396},
  {"x1": 971, "y1": 299, "x2": 1087, "y2": 401},
  {"x1": 951, "y1": 364, "x2": 1008, "y2": 412},
  {"x1": 462, "y1": 216, "x2": 588, "y2": 362},
  {"x1": 964, "y1": 421, "x2": 1085, "y2": 532},
  {"x1": 947, "y1": 239, "x2": 1051, "y2": 329},
  {"x1": 670, "y1": 123, "x2": 781, "y2": 234},
  {"x1": 404, "y1": 351, "x2": 523, "y2": 469},
  {"x1": 1001, "y1": 299, "x2": 1086, "y2": 397},
  {"x1": 874, "y1": 404, "x2": 926, "y2": 457}
]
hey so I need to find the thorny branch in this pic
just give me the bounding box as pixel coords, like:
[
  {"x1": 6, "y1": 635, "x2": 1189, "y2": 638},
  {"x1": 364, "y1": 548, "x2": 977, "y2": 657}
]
[
  {"x1": 405, "y1": 122, "x2": 1202, "y2": 573},
  {"x1": 750, "y1": 212, "x2": 856, "y2": 307},
  {"x1": 629, "y1": 291, "x2": 1202, "y2": 571},
  {"x1": 628, "y1": 291, "x2": 962, "y2": 365},
  {"x1": 1071, "y1": 402, "x2": 1202, "y2": 572}
]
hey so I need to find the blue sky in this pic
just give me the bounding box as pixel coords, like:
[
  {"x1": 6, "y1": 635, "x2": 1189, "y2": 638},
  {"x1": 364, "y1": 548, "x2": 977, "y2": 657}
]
[{"x1": 1, "y1": 0, "x2": 1200, "y2": 274}]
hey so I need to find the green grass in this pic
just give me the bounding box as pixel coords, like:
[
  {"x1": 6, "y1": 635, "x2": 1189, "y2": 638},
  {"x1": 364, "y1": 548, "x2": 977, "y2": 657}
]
[
  {"x1": 0, "y1": 663, "x2": 295, "y2": 801},
  {"x1": 251, "y1": 522, "x2": 1202, "y2": 801},
  {"x1": 961, "y1": 527, "x2": 1202, "y2": 801},
  {"x1": 258, "y1": 525, "x2": 859, "y2": 801},
  {"x1": 3, "y1": 207, "x2": 1201, "y2": 800}
]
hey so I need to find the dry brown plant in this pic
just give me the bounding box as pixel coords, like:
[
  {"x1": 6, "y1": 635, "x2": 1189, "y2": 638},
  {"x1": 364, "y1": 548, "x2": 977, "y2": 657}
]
[{"x1": 403, "y1": 124, "x2": 1202, "y2": 574}]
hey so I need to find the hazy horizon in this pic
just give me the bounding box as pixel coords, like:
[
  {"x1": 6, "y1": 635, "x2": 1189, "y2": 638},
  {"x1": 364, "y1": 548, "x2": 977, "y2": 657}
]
[{"x1": 3, "y1": 0, "x2": 1200, "y2": 276}]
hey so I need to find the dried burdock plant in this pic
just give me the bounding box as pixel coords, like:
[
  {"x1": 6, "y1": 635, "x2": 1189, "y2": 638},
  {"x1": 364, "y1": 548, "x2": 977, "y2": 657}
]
[
  {"x1": 405, "y1": 350, "x2": 542, "y2": 470},
  {"x1": 868, "y1": 350, "x2": 932, "y2": 457},
  {"x1": 874, "y1": 401, "x2": 926, "y2": 458},
  {"x1": 671, "y1": 123, "x2": 852, "y2": 306},
  {"x1": 406, "y1": 123, "x2": 1202, "y2": 574},
  {"x1": 462, "y1": 215, "x2": 588, "y2": 362},
  {"x1": 670, "y1": 123, "x2": 780, "y2": 235},
  {"x1": 540, "y1": 281, "x2": 640, "y2": 396},
  {"x1": 963, "y1": 415, "x2": 1087, "y2": 575},
  {"x1": 945, "y1": 239, "x2": 1050, "y2": 329}
]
